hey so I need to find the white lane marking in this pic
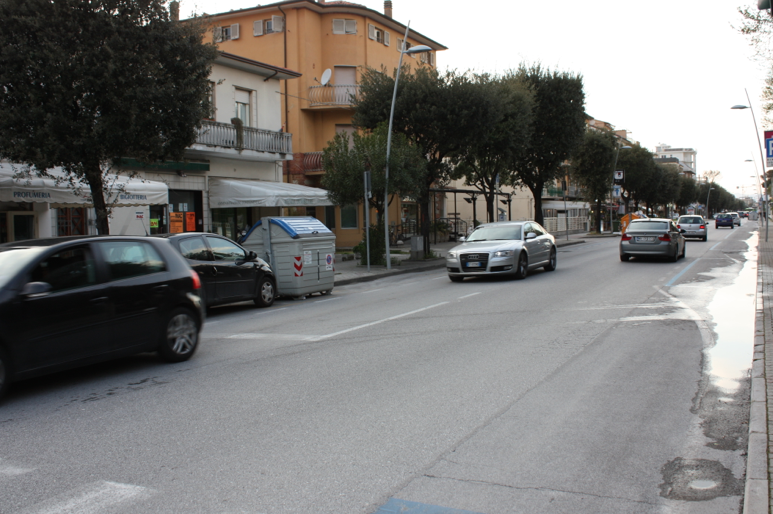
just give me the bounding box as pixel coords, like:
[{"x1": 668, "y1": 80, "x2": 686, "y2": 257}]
[
  {"x1": 710, "y1": 242, "x2": 722, "y2": 251},
  {"x1": 311, "y1": 302, "x2": 449, "y2": 341},
  {"x1": 205, "y1": 307, "x2": 288, "y2": 326},
  {"x1": 458, "y1": 292, "x2": 481, "y2": 299},
  {"x1": 361, "y1": 288, "x2": 384, "y2": 294},
  {"x1": 576, "y1": 304, "x2": 665, "y2": 310},
  {"x1": 431, "y1": 276, "x2": 447, "y2": 280},
  {"x1": 0, "y1": 461, "x2": 34, "y2": 476},
  {"x1": 315, "y1": 297, "x2": 342, "y2": 303},
  {"x1": 20, "y1": 481, "x2": 150, "y2": 514},
  {"x1": 228, "y1": 333, "x2": 318, "y2": 341}
]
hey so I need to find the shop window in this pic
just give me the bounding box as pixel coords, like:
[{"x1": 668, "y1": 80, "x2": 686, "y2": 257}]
[
  {"x1": 169, "y1": 190, "x2": 203, "y2": 234},
  {"x1": 341, "y1": 204, "x2": 358, "y2": 229},
  {"x1": 57, "y1": 207, "x2": 86, "y2": 236}
]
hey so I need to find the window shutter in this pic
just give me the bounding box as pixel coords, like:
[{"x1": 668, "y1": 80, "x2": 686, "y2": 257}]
[
  {"x1": 383, "y1": 31, "x2": 390, "y2": 46},
  {"x1": 230, "y1": 23, "x2": 240, "y2": 39},
  {"x1": 235, "y1": 89, "x2": 251, "y2": 104},
  {"x1": 397, "y1": 38, "x2": 403, "y2": 52},
  {"x1": 429, "y1": 52, "x2": 435, "y2": 66},
  {"x1": 368, "y1": 24, "x2": 376, "y2": 40},
  {"x1": 420, "y1": 53, "x2": 426, "y2": 64},
  {"x1": 213, "y1": 26, "x2": 223, "y2": 42},
  {"x1": 272, "y1": 15, "x2": 284, "y2": 32},
  {"x1": 345, "y1": 19, "x2": 356, "y2": 34},
  {"x1": 333, "y1": 18, "x2": 345, "y2": 34},
  {"x1": 253, "y1": 20, "x2": 263, "y2": 36}
]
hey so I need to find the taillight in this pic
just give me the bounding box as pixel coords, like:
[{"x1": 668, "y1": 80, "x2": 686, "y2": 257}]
[
  {"x1": 190, "y1": 270, "x2": 201, "y2": 290},
  {"x1": 658, "y1": 234, "x2": 671, "y2": 241},
  {"x1": 700, "y1": 225, "x2": 705, "y2": 229},
  {"x1": 622, "y1": 233, "x2": 632, "y2": 241},
  {"x1": 677, "y1": 224, "x2": 681, "y2": 229}
]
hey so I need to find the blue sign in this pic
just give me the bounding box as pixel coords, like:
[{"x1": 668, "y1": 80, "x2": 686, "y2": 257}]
[{"x1": 766, "y1": 130, "x2": 773, "y2": 167}]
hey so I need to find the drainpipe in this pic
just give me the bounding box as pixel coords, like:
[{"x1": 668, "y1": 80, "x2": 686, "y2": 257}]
[{"x1": 278, "y1": 4, "x2": 289, "y2": 182}]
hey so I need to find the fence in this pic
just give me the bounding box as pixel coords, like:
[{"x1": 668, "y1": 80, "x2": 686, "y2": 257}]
[{"x1": 196, "y1": 121, "x2": 292, "y2": 154}]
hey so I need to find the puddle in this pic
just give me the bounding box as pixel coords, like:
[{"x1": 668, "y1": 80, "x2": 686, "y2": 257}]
[{"x1": 704, "y1": 231, "x2": 758, "y2": 392}]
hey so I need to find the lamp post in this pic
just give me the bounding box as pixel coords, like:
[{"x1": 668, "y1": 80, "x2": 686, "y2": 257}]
[
  {"x1": 731, "y1": 91, "x2": 768, "y2": 241},
  {"x1": 610, "y1": 144, "x2": 631, "y2": 233},
  {"x1": 383, "y1": 23, "x2": 431, "y2": 269},
  {"x1": 745, "y1": 159, "x2": 764, "y2": 221},
  {"x1": 705, "y1": 184, "x2": 715, "y2": 218}
]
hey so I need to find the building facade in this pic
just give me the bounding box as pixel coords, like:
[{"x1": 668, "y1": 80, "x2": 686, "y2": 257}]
[{"x1": 655, "y1": 144, "x2": 697, "y2": 178}]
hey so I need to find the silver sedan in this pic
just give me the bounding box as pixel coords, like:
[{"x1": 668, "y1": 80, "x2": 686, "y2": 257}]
[
  {"x1": 446, "y1": 221, "x2": 557, "y2": 282},
  {"x1": 620, "y1": 218, "x2": 686, "y2": 262}
]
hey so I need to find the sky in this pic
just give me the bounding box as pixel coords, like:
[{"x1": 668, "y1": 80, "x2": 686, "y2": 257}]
[{"x1": 182, "y1": 0, "x2": 771, "y2": 199}]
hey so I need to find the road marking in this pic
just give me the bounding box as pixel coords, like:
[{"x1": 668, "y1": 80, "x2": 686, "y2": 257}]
[
  {"x1": 228, "y1": 333, "x2": 318, "y2": 341},
  {"x1": 361, "y1": 288, "x2": 384, "y2": 294},
  {"x1": 0, "y1": 461, "x2": 34, "y2": 476},
  {"x1": 458, "y1": 292, "x2": 481, "y2": 299},
  {"x1": 19, "y1": 481, "x2": 150, "y2": 514},
  {"x1": 312, "y1": 302, "x2": 449, "y2": 341},
  {"x1": 665, "y1": 258, "x2": 701, "y2": 287},
  {"x1": 315, "y1": 297, "x2": 342, "y2": 303}
]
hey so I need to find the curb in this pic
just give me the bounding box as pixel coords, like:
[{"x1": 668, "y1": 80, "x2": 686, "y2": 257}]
[{"x1": 744, "y1": 241, "x2": 769, "y2": 514}]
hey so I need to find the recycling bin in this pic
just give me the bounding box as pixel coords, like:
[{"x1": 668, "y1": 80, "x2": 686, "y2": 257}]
[{"x1": 240, "y1": 217, "x2": 336, "y2": 297}]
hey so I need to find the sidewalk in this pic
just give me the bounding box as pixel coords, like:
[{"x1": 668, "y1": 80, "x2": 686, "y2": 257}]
[{"x1": 333, "y1": 233, "x2": 593, "y2": 286}]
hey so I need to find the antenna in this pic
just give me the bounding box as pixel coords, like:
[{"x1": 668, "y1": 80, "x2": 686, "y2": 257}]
[{"x1": 320, "y1": 68, "x2": 332, "y2": 86}]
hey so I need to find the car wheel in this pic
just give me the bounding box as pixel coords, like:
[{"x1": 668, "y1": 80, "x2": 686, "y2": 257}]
[
  {"x1": 620, "y1": 254, "x2": 630, "y2": 262},
  {"x1": 670, "y1": 247, "x2": 679, "y2": 262},
  {"x1": 514, "y1": 252, "x2": 528, "y2": 280},
  {"x1": 449, "y1": 275, "x2": 464, "y2": 282},
  {"x1": 158, "y1": 308, "x2": 199, "y2": 363},
  {"x1": 0, "y1": 346, "x2": 9, "y2": 401},
  {"x1": 320, "y1": 289, "x2": 333, "y2": 296},
  {"x1": 254, "y1": 276, "x2": 275, "y2": 308},
  {"x1": 544, "y1": 247, "x2": 557, "y2": 271}
]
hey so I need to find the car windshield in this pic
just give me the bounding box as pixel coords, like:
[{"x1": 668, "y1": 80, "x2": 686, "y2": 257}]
[
  {"x1": 717, "y1": 214, "x2": 730, "y2": 219},
  {"x1": 467, "y1": 225, "x2": 522, "y2": 241},
  {"x1": 628, "y1": 221, "x2": 669, "y2": 232},
  {"x1": 0, "y1": 247, "x2": 45, "y2": 289},
  {"x1": 679, "y1": 217, "x2": 702, "y2": 224}
]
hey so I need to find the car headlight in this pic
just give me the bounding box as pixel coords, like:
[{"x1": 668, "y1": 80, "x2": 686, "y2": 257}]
[
  {"x1": 447, "y1": 251, "x2": 457, "y2": 258},
  {"x1": 493, "y1": 250, "x2": 515, "y2": 257}
]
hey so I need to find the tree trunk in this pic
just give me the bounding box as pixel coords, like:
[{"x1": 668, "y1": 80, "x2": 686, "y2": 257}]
[
  {"x1": 595, "y1": 200, "x2": 603, "y2": 233},
  {"x1": 485, "y1": 189, "x2": 496, "y2": 222},
  {"x1": 85, "y1": 165, "x2": 110, "y2": 235},
  {"x1": 527, "y1": 181, "x2": 545, "y2": 226}
]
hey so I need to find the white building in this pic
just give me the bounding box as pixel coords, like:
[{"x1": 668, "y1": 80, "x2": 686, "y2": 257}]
[{"x1": 654, "y1": 144, "x2": 697, "y2": 178}]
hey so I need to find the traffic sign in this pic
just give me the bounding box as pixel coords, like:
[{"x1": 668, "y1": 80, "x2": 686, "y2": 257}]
[
  {"x1": 766, "y1": 130, "x2": 773, "y2": 167},
  {"x1": 613, "y1": 170, "x2": 624, "y2": 184}
]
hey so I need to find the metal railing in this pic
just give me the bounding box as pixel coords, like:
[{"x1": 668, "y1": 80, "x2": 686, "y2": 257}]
[
  {"x1": 308, "y1": 85, "x2": 360, "y2": 107},
  {"x1": 303, "y1": 151, "x2": 324, "y2": 172},
  {"x1": 542, "y1": 185, "x2": 584, "y2": 198},
  {"x1": 541, "y1": 216, "x2": 589, "y2": 233},
  {"x1": 195, "y1": 120, "x2": 292, "y2": 154}
]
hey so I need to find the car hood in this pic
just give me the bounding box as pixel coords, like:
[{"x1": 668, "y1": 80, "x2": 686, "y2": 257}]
[{"x1": 448, "y1": 240, "x2": 523, "y2": 253}]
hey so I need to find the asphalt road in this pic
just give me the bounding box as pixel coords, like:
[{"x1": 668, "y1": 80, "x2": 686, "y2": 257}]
[{"x1": 0, "y1": 221, "x2": 758, "y2": 514}]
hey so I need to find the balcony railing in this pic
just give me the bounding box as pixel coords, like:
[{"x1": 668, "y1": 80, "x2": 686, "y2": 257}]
[
  {"x1": 308, "y1": 84, "x2": 360, "y2": 107},
  {"x1": 303, "y1": 151, "x2": 324, "y2": 173},
  {"x1": 195, "y1": 120, "x2": 292, "y2": 154},
  {"x1": 542, "y1": 185, "x2": 583, "y2": 197}
]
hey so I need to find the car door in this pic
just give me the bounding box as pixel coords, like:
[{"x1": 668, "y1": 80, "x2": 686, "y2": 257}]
[
  {"x1": 95, "y1": 240, "x2": 170, "y2": 351},
  {"x1": 176, "y1": 235, "x2": 217, "y2": 306},
  {"x1": 523, "y1": 223, "x2": 545, "y2": 266},
  {"x1": 11, "y1": 244, "x2": 112, "y2": 372},
  {"x1": 204, "y1": 235, "x2": 257, "y2": 302},
  {"x1": 670, "y1": 222, "x2": 683, "y2": 253},
  {"x1": 532, "y1": 222, "x2": 552, "y2": 264}
]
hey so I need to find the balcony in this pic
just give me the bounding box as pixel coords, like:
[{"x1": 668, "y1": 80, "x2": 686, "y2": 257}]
[
  {"x1": 307, "y1": 84, "x2": 360, "y2": 108},
  {"x1": 542, "y1": 185, "x2": 583, "y2": 198},
  {"x1": 303, "y1": 151, "x2": 324, "y2": 174},
  {"x1": 187, "y1": 120, "x2": 293, "y2": 162}
]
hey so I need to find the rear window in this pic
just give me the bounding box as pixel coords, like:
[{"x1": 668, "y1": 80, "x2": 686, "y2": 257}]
[
  {"x1": 678, "y1": 217, "x2": 702, "y2": 224},
  {"x1": 717, "y1": 214, "x2": 731, "y2": 219},
  {"x1": 628, "y1": 221, "x2": 669, "y2": 231}
]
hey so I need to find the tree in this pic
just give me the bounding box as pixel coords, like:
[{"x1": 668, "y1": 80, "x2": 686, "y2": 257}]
[
  {"x1": 676, "y1": 174, "x2": 698, "y2": 213},
  {"x1": 655, "y1": 164, "x2": 682, "y2": 217},
  {"x1": 570, "y1": 129, "x2": 617, "y2": 233},
  {"x1": 353, "y1": 66, "x2": 491, "y2": 253},
  {"x1": 616, "y1": 144, "x2": 657, "y2": 212},
  {"x1": 510, "y1": 64, "x2": 586, "y2": 226},
  {"x1": 451, "y1": 73, "x2": 533, "y2": 223},
  {"x1": 0, "y1": 0, "x2": 217, "y2": 234}
]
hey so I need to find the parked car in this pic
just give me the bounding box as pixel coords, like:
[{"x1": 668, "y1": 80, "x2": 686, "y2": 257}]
[
  {"x1": 715, "y1": 213, "x2": 734, "y2": 229},
  {"x1": 446, "y1": 221, "x2": 556, "y2": 281},
  {"x1": 0, "y1": 236, "x2": 204, "y2": 400},
  {"x1": 154, "y1": 233, "x2": 276, "y2": 308},
  {"x1": 620, "y1": 218, "x2": 686, "y2": 262},
  {"x1": 729, "y1": 212, "x2": 741, "y2": 226},
  {"x1": 676, "y1": 215, "x2": 708, "y2": 241}
]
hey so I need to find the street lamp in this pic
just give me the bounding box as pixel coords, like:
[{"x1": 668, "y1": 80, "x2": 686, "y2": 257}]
[
  {"x1": 731, "y1": 91, "x2": 768, "y2": 241},
  {"x1": 745, "y1": 159, "x2": 764, "y2": 220},
  {"x1": 705, "y1": 185, "x2": 715, "y2": 218},
  {"x1": 609, "y1": 145, "x2": 631, "y2": 233},
  {"x1": 383, "y1": 24, "x2": 431, "y2": 269}
]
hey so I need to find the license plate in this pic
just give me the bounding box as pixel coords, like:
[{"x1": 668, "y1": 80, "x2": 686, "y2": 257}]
[
  {"x1": 465, "y1": 261, "x2": 482, "y2": 267},
  {"x1": 635, "y1": 236, "x2": 655, "y2": 242}
]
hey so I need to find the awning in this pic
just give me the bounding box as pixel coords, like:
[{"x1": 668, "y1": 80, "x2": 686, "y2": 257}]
[
  {"x1": 0, "y1": 163, "x2": 168, "y2": 207},
  {"x1": 208, "y1": 178, "x2": 333, "y2": 208}
]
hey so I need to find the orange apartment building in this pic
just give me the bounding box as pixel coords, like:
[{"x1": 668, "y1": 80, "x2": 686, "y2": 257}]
[{"x1": 200, "y1": 0, "x2": 447, "y2": 246}]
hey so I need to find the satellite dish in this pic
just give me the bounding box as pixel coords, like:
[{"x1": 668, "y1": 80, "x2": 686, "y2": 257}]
[{"x1": 320, "y1": 69, "x2": 332, "y2": 86}]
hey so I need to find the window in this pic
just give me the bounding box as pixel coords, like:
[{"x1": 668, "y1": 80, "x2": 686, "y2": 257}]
[
  {"x1": 332, "y1": 18, "x2": 357, "y2": 34},
  {"x1": 324, "y1": 206, "x2": 336, "y2": 229},
  {"x1": 368, "y1": 24, "x2": 388, "y2": 45},
  {"x1": 178, "y1": 236, "x2": 212, "y2": 262},
  {"x1": 98, "y1": 242, "x2": 166, "y2": 281},
  {"x1": 235, "y1": 89, "x2": 251, "y2": 127},
  {"x1": 214, "y1": 24, "x2": 240, "y2": 42},
  {"x1": 255, "y1": 15, "x2": 284, "y2": 36},
  {"x1": 30, "y1": 247, "x2": 97, "y2": 292},
  {"x1": 340, "y1": 205, "x2": 358, "y2": 229},
  {"x1": 205, "y1": 236, "x2": 247, "y2": 262},
  {"x1": 420, "y1": 52, "x2": 435, "y2": 66}
]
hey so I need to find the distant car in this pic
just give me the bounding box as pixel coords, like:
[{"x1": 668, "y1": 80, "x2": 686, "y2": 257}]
[
  {"x1": 446, "y1": 221, "x2": 556, "y2": 281},
  {"x1": 154, "y1": 233, "x2": 276, "y2": 308},
  {"x1": 0, "y1": 236, "x2": 204, "y2": 400},
  {"x1": 729, "y1": 212, "x2": 741, "y2": 226},
  {"x1": 620, "y1": 218, "x2": 686, "y2": 262},
  {"x1": 715, "y1": 213, "x2": 734, "y2": 229},
  {"x1": 676, "y1": 215, "x2": 708, "y2": 242}
]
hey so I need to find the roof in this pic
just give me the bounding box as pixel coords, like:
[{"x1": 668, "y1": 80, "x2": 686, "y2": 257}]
[
  {"x1": 216, "y1": 52, "x2": 302, "y2": 79},
  {"x1": 196, "y1": 0, "x2": 447, "y2": 51}
]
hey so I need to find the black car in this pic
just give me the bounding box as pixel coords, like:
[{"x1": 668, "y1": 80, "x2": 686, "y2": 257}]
[
  {"x1": 0, "y1": 236, "x2": 205, "y2": 400},
  {"x1": 154, "y1": 233, "x2": 276, "y2": 309}
]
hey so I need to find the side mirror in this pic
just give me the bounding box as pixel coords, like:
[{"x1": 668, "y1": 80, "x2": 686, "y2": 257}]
[
  {"x1": 21, "y1": 281, "x2": 52, "y2": 298},
  {"x1": 248, "y1": 251, "x2": 258, "y2": 261},
  {"x1": 525, "y1": 232, "x2": 537, "y2": 240}
]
